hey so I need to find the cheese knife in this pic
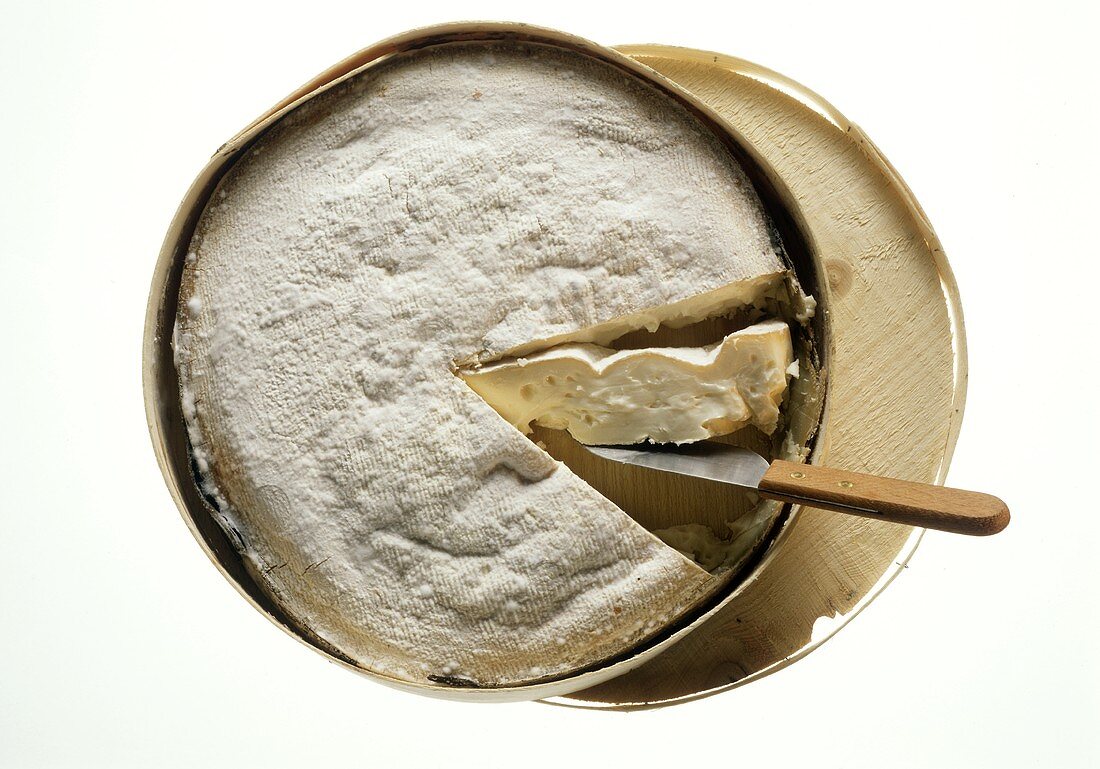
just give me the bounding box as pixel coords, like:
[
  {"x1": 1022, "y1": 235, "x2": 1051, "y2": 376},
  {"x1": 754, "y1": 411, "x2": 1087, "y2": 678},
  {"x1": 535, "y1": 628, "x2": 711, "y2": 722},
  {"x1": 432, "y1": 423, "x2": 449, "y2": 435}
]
[{"x1": 584, "y1": 442, "x2": 1009, "y2": 536}]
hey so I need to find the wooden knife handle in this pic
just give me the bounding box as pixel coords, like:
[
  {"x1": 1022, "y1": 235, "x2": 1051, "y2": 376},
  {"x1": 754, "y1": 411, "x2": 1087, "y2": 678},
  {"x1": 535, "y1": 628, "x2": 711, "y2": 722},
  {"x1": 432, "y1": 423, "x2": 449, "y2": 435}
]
[{"x1": 758, "y1": 460, "x2": 1010, "y2": 536}]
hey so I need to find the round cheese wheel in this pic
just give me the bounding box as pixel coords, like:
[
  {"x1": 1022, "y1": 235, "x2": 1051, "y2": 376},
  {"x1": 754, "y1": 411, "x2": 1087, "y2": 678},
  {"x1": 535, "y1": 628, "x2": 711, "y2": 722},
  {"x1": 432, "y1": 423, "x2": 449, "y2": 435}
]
[{"x1": 175, "y1": 40, "x2": 786, "y2": 688}]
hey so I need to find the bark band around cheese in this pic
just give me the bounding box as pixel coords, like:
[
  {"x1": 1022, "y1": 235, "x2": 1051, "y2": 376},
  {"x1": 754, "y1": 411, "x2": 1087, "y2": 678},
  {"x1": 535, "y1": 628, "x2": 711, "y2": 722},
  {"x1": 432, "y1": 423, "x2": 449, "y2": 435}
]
[
  {"x1": 460, "y1": 320, "x2": 795, "y2": 446},
  {"x1": 173, "y1": 39, "x2": 810, "y2": 689}
]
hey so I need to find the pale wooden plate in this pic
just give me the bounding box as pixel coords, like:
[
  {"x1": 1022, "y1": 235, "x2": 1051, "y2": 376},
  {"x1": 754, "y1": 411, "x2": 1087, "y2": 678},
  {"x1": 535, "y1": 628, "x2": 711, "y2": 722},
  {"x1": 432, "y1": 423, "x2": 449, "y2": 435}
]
[{"x1": 555, "y1": 45, "x2": 967, "y2": 708}]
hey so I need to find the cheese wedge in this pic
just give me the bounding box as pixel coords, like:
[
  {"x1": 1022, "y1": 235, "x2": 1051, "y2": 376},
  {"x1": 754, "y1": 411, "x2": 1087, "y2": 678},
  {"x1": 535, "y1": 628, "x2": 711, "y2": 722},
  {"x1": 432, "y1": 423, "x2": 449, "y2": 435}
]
[
  {"x1": 175, "y1": 40, "x2": 796, "y2": 688},
  {"x1": 460, "y1": 320, "x2": 794, "y2": 445}
]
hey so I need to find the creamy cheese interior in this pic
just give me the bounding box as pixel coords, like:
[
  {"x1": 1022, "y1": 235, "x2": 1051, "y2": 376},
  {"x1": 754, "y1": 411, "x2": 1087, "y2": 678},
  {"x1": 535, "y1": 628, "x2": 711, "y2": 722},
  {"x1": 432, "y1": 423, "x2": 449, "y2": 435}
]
[{"x1": 460, "y1": 319, "x2": 794, "y2": 445}]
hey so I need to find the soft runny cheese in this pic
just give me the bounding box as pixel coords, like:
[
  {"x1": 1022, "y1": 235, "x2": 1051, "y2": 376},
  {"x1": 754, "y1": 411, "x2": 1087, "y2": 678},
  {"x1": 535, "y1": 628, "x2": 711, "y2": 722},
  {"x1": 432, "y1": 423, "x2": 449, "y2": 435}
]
[
  {"x1": 460, "y1": 320, "x2": 793, "y2": 445},
  {"x1": 174, "y1": 40, "x2": 797, "y2": 689}
]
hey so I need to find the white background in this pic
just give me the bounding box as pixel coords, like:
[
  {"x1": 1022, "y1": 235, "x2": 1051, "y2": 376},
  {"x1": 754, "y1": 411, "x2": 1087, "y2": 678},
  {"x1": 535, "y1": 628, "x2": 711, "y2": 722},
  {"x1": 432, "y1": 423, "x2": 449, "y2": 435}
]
[{"x1": 2, "y1": 1, "x2": 1097, "y2": 766}]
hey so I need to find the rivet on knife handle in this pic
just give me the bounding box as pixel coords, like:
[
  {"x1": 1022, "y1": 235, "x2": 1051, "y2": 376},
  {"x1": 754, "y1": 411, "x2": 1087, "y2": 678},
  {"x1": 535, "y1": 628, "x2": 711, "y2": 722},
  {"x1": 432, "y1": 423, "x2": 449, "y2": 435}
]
[{"x1": 758, "y1": 460, "x2": 1010, "y2": 536}]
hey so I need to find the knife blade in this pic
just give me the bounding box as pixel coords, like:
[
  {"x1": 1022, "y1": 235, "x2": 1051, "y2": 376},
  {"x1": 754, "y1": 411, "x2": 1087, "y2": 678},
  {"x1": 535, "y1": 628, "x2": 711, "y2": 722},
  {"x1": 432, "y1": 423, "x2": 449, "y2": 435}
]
[{"x1": 584, "y1": 442, "x2": 773, "y2": 491}]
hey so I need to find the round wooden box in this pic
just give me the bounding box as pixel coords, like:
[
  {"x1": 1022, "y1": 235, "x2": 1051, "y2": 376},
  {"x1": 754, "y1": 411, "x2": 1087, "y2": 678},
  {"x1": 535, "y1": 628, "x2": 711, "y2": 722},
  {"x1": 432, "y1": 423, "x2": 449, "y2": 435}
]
[{"x1": 143, "y1": 23, "x2": 964, "y2": 706}]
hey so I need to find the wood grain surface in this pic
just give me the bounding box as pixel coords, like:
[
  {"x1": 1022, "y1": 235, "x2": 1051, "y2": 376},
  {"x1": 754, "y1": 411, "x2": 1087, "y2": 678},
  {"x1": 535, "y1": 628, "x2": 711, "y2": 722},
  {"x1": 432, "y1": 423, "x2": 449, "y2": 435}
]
[
  {"x1": 560, "y1": 46, "x2": 967, "y2": 707},
  {"x1": 760, "y1": 460, "x2": 1008, "y2": 536}
]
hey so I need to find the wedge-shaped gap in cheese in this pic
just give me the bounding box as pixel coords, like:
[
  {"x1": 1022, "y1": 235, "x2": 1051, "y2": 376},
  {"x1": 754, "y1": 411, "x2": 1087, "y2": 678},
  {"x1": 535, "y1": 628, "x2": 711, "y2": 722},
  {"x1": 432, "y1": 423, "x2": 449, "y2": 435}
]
[
  {"x1": 457, "y1": 313, "x2": 799, "y2": 575},
  {"x1": 531, "y1": 423, "x2": 782, "y2": 573}
]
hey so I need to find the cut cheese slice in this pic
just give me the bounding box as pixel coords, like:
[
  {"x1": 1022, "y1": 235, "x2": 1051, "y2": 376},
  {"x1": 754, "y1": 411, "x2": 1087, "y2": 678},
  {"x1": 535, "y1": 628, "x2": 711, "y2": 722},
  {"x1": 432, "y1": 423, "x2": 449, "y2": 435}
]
[
  {"x1": 460, "y1": 320, "x2": 794, "y2": 445},
  {"x1": 175, "y1": 40, "x2": 797, "y2": 689}
]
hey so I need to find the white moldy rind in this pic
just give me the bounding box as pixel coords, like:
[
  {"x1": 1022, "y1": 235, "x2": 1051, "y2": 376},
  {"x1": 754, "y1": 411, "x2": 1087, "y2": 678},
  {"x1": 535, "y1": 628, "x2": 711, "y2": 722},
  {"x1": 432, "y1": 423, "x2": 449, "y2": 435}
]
[
  {"x1": 459, "y1": 320, "x2": 794, "y2": 445},
  {"x1": 175, "y1": 41, "x2": 791, "y2": 688}
]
